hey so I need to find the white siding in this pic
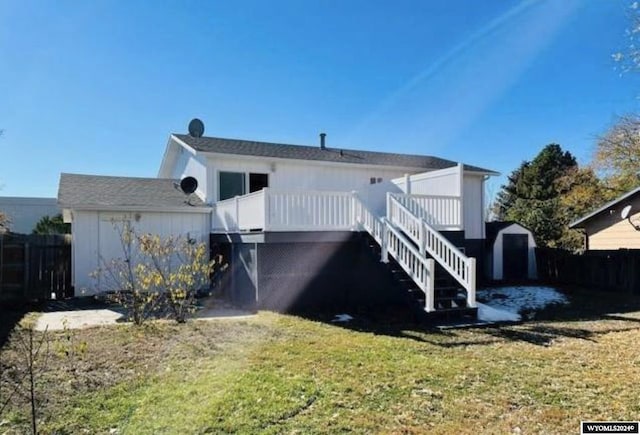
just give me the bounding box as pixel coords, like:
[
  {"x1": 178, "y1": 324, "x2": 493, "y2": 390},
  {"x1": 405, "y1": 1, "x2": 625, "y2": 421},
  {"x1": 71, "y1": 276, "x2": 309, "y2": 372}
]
[
  {"x1": 0, "y1": 197, "x2": 59, "y2": 234},
  {"x1": 71, "y1": 211, "x2": 100, "y2": 294},
  {"x1": 392, "y1": 165, "x2": 462, "y2": 196},
  {"x1": 492, "y1": 223, "x2": 537, "y2": 280},
  {"x1": 463, "y1": 174, "x2": 485, "y2": 239},
  {"x1": 208, "y1": 155, "x2": 411, "y2": 202},
  {"x1": 171, "y1": 149, "x2": 209, "y2": 201},
  {"x1": 584, "y1": 195, "x2": 640, "y2": 250},
  {"x1": 71, "y1": 210, "x2": 210, "y2": 296}
]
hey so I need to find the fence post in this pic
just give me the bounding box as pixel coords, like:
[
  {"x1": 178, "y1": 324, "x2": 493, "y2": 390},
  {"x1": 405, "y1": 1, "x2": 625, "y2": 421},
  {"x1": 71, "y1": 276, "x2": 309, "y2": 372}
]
[
  {"x1": 467, "y1": 258, "x2": 476, "y2": 308},
  {"x1": 425, "y1": 258, "x2": 435, "y2": 312},
  {"x1": 23, "y1": 242, "x2": 30, "y2": 299},
  {"x1": 0, "y1": 235, "x2": 3, "y2": 295}
]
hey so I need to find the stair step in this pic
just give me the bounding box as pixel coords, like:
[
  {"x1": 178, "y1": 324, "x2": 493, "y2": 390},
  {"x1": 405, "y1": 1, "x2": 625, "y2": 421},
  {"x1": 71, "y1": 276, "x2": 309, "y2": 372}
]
[
  {"x1": 425, "y1": 307, "x2": 477, "y2": 320},
  {"x1": 435, "y1": 286, "x2": 460, "y2": 291}
]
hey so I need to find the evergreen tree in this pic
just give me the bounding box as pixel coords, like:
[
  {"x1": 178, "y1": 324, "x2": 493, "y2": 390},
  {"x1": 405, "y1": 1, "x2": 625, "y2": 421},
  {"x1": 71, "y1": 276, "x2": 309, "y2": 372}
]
[
  {"x1": 493, "y1": 144, "x2": 577, "y2": 248},
  {"x1": 32, "y1": 214, "x2": 70, "y2": 235}
]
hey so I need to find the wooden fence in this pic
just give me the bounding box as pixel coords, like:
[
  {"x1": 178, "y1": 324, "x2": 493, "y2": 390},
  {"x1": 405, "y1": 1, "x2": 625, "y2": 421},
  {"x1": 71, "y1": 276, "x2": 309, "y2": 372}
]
[
  {"x1": 536, "y1": 247, "x2": 640, "y2": 294},
  {"x1": 0, "y1": 234, "x2": 72, "y2": 302}
]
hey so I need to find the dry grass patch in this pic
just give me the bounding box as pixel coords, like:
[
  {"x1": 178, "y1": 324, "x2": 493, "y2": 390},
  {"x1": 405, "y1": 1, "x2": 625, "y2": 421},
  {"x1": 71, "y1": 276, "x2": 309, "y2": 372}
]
[{"x1": 1, "y1": 293, "x2": 640, "y2": 434}]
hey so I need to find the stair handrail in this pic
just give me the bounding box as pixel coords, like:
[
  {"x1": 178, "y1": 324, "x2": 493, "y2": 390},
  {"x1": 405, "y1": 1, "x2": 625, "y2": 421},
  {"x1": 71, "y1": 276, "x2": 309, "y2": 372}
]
[
  {"x1": 352, "y1": 195, "x2": 384, "y2": 245},
  {"x1": 352, "y1": 194, "x2": 436, "y2": 311},
  {"x1": 387, "y1": 193, "x2": 476, "y2": 308}
]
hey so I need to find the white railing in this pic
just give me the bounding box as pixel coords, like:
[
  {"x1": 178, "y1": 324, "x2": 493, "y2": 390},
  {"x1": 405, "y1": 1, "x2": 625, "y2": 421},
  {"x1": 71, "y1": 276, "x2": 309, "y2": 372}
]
[
  {"x1": 212, "y1": 188, "x2": 357, "y2": 232},
  {"x1": 353, "y1": 196, "x2": 384, "y2": 245},
  {"x1": 388, "y1": 194, "x2": 476, "y2": 308},
  {"x1": 267, "y1": 190, "x2": 355, "y2": 231},
  {"x1": 237, "y1": 190, "x2": 266, "y2": 230},
  {"x1": 390, "y1": 193, "x2": 462, "y2": 230},
  {"x1": 211, "y1": 188, "x2": 474, "y2": 311},
  {"x1": 212, "y1": 190, "x2": 265, "y2": 231},
  {"x1": 353, "y1": 196, "x2": 435, "y2": 311}
]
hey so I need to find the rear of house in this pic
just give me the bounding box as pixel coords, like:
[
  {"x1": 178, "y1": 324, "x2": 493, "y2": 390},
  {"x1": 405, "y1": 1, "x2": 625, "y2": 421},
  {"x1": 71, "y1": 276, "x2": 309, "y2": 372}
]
[{"x1": 59, "y1": 126, "x2": 503, "y2": 320}]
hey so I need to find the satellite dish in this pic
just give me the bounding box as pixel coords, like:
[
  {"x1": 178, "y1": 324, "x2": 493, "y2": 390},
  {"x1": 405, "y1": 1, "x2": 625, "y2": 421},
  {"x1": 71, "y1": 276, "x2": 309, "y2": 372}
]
[
  {"x1": 188, "y1": 118, "x2": 205, "y2": 138},
  {"x1": 621, "y1": 205, "x2": 632, "y2": 220},
  {"x1": 180, "y1": 176, "x2": 198, "y2": 195}
]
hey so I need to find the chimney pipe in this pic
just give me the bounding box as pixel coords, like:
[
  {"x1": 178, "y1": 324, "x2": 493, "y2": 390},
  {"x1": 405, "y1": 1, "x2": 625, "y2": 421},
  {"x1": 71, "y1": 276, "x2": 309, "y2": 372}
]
[{"x1": 320, "y1": 133, "x2": 326, "y2": 150}]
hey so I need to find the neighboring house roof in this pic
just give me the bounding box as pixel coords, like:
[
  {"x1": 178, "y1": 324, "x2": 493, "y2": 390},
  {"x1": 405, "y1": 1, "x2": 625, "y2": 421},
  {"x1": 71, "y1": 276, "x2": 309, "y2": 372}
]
[
  {"x1": 172, "y1": 134, "x2": 499, "y2": 174},
  {"x1": 569, "y1": 186, "x2": 640, "y2": 229},
  {"x1": 58, "y1": 173, "x2": 207, "y2": 210},
  {"x1": 485, "y1": 221, "x2": 532, "y2": 245}
]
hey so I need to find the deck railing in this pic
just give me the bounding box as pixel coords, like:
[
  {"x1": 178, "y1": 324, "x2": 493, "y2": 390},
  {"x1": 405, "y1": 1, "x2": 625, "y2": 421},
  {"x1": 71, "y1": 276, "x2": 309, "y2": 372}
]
[
  {"x1": 267, "y1": 190, "x2": 355, "y2": 231},
  {"x1": 388, "y1": 194, "x2": 476, "y2": 308},
  {"x1": 213, "y1": 189, "x2": 464, "y2": 233},
  {"x1": 212, "y1": 188, "x2": 473, "y2": 312},
  {"x1": 353, "y1": 196, "x2": 435, "y2": 311},
  {"x1": 390, "y1": 193, "x2": 462, "y2": 230},
  {"x1": 212, "y1": 188, "x2": 357, "y2": 232}
]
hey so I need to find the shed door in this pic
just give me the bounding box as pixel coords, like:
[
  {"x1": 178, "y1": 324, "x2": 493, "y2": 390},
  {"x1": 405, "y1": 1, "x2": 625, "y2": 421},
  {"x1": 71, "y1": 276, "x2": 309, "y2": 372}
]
[{"x1": 503, "y1": 234, "x2": 528, "y2": 280}]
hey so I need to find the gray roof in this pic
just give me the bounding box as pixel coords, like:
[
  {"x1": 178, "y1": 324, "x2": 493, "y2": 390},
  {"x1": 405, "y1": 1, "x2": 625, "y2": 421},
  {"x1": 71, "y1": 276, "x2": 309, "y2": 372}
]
[
  {"x1": 58, "y1": 173, "x2": 206, "y2": 209},
  {"x1": 570, "y1": 186, "x2": 640, "y2": 228},
  {"x1": 173, "y1": 134, "x2": 498, "y2": 174},
  {"x1": 485, "y1": 221, "x2": 533, "y2": 245}
]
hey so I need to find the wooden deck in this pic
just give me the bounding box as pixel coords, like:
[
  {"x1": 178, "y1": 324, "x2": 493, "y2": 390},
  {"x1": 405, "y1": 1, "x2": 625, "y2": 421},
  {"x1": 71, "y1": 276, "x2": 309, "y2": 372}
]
[
  {"x1": 211, "y1": 188, "x2": 463, "y2": 233},
  {"x1": 211, "y1": 188, "x2": 476, "y2": 314}
]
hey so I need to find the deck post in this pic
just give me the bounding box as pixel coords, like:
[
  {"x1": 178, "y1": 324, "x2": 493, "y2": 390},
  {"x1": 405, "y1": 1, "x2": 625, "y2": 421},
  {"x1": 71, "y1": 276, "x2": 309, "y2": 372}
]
[
  {"x1": 425, "y1": 258, "x2": 435, "y2": 312},
  {"x1": 419, "y1": 221, "x2": 426, "y2": 256},
  {"x1": 467, "y1": 257, "x2": 476, "y2": 308},
  {"x1": 351, "y1": 191, "x2": 357, "y2": 229},
  {"x1": 234, "y1": 196, "x2": 239, "y2": 231},
  {"x1": 386, "y1": 192, "x2": 392, "y2": 224},
  {"x1": 380, "y1": 223, "x2": 389, "y2": 263},
  {"x1": 404, "y1": 173, "x2": 411, "y2": 194},
  {"x1": 263, "y1": 188, "x2": 270, "y2": 231},
  {"x1": 458, "y1": 163, "x2": 464, "y2": 230}
]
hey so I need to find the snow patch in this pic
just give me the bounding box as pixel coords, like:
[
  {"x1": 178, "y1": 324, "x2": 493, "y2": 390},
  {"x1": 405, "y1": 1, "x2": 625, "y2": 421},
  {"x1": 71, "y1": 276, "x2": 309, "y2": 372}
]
[
  {"x1": 477, "y1": 303, "x2": 521, "y2": 322},
  {"x1": 332, "y1": 314, "x2": 353, "y2": 323},
  {"x1": 476, "y1": 286, "x2": 568, "y2": 323}
]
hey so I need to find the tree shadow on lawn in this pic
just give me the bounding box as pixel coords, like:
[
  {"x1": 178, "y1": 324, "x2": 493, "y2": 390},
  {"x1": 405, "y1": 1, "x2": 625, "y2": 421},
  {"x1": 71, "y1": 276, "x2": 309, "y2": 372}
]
[{"x1": 300, "y1": 286, "x2": 640, "y2": 348}]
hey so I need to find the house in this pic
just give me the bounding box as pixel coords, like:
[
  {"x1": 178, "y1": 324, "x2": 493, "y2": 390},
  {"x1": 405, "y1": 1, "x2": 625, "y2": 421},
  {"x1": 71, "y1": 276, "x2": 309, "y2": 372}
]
[
  {"x1": 485, "y1": 221, "x2": 537, "y2": 281},
  {"x1": 0, "y1": 197, "x2": 59, "y2": 234},
  {"x1": 570, "y1": 186, "x2": 640, "y2": 250},
  {"x1": 58, "y1": 123, "x2": 500, "y2": 319}
]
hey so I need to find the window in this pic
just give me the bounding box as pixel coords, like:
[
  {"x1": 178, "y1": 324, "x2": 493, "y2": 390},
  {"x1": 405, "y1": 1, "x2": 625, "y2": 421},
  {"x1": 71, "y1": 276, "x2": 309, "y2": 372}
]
[
  {"x1": 249, "y1": 173, "x2": 269, "y2": 193},
  {"x1": 219, "y1": 171, "x2": 245, "y2": 201},
  {"x1": 218, "y1": 172, "x2": 270, "y2": 200}
]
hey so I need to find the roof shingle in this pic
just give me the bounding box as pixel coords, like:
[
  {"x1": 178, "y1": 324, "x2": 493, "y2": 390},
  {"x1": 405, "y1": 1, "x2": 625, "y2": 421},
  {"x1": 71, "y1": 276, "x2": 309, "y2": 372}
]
[
  {"x1": 58, "y1": 173, "x2": 206, "y2": 209},
  {"x1": 173, "y1": 134, "x2": 498, "y2": 174}
]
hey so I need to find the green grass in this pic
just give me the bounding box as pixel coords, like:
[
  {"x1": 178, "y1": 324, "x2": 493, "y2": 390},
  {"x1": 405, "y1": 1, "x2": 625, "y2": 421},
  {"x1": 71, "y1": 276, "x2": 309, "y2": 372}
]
[{"x1": 3, "y1": 288, "x2": 640, "y2": 434}]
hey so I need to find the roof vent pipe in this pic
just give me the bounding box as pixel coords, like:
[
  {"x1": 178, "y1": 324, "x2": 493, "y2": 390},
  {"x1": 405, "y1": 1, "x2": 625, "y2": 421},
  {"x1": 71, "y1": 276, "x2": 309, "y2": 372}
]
[{"x1": 320, "y1": 133, "x2": 326, "y2": 150}]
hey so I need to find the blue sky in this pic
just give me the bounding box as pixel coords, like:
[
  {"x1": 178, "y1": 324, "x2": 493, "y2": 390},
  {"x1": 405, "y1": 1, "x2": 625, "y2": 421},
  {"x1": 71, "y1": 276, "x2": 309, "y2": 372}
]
[{"x1": 1, "y1": 0, "x2": 639, "y2": 197}]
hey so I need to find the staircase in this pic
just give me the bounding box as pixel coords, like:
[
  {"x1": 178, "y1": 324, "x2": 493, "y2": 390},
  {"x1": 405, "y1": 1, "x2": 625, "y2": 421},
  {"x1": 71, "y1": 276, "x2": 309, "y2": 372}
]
[{"x1": 353, "y1": 193, "x2": 477, "y2": 321}]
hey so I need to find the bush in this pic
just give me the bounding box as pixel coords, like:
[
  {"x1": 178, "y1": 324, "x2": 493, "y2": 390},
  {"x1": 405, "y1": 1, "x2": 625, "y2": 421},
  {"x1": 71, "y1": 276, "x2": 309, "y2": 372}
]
[{"x1": 91, "y1": 220, "x2": 216, "y2": 325}]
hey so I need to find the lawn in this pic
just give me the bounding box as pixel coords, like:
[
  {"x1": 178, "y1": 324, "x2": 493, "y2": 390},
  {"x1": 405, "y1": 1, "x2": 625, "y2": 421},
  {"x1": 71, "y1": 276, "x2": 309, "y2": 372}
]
[{"x1": 2, "y1": 287, "x2": 640, "y2": 434}]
